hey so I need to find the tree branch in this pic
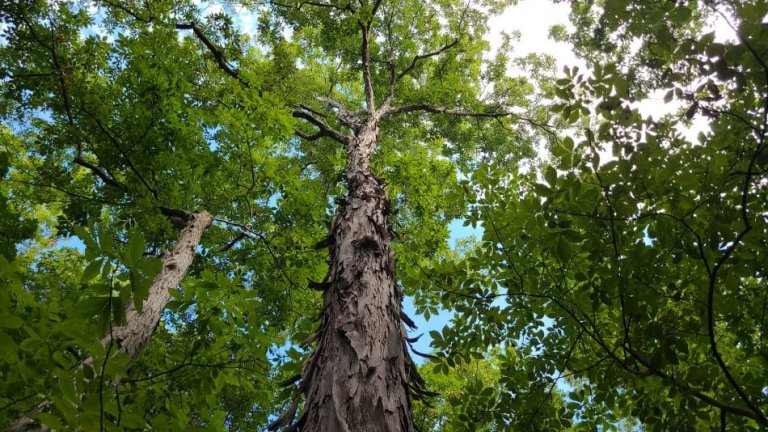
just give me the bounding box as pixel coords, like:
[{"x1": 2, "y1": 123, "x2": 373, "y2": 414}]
[
  {"x1": 175, "y1": 22, "x2": 253, "y2": 90},
  {"x1": 369, "y1": 0, "x2": 383, "y2": 24},
  {"x1": 397, "y1": 39, "x2": 459, "y2": 83},
  {"x1": 98, "y1": 2, "x2": 255, "y2": 91},
  {"x1": 293, "y1": 128, "x2": 328, "y2": 141},
  {"x1": 271, "y1": 0, "x2": 355, "y2": 13},
  {"x1": 212, "y1": 218, "x2": 301, "y2": 293},
  {"x1": 382, "y1": 38, "x2": 459, "y2": 110},
  {"x1": 39, "y1": 17, "x2": 130, "y2": 195},
  {"x1": 82, "y1": 109, "x2": 159, "y2": 199},
  {"x1": 99, "y1": 0, "x2": 153, "y2": 23},
  {"x1": 359, "y1": 24, "x2": 375, "y2": 113},
  {"x1": 382, "y1": 104, "x2": 556, "y2": 136},
  {"x1": 483, "y1": 210, "x2": 768, "y2": 426},
  {"x1": 292, "y1": 109, "x2": 350, "y2": 144},
  {"x1": 585, "y1": 128, "x2": 632, "y2": 348},
  {"x1": 73, "y1": 155, "x2": 127, "y2": 191},
  {"x1": 703, "y1": 113, "x2": 768, "y2": 427}
]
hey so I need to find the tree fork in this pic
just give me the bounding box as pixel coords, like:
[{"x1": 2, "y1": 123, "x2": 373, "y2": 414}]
[{"x1": 5, "y1": 211, "x2": 213, "y2": 432}]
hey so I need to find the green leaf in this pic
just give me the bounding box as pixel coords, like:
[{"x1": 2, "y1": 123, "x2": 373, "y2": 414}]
[
  {"x1": 72, "y1": 226, "x2": 98, "y2": 252},
  {"x1": 98, "y1": 225, "x2": 114, "y2": 255},
  {"x1": 0, "y1": 313, "x2": 23, "y2": 329},
  {"x1": 132, "y1": 272, "x2": 152, "y2": 313},
  {"x1": 76, "y1": 296, "x2": 111, "y2": 320},
  {"x1": 544, "y1": 166, "x2": 557, "y2": 187},
  {"x1": 57, "y1": 372, "x2": 77, "y2": 403},
  {"x1": 556, "y1": 236, "x2": 573, "y2": 263},
  {"x1": 139, "y1": 257, "x2": 162, "y2": 276},
  {"x1": 34, "y1": 413, "x2": 65, "y2": 431},
  {"x1": 124, "y1": 229, "x2": 146, "y2": 267},
  {"x1": 81, "y1": 259, "x2": 102, "y2": 283}
]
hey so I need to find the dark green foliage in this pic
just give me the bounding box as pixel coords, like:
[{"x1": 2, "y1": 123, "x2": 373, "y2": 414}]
[{"x1": 1, "y1": 0, "x2": 766, "y2": 430}]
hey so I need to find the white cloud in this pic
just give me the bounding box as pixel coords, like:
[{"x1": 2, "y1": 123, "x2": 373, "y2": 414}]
[{"x1": 488, "y1": 0, "x2": 582, "y2": 71}]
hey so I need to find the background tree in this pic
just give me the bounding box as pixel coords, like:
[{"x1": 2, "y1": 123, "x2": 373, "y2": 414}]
[
  {"x1": 1, "y1": 0, "x2": 327, "y2": 429},
  {"x1": 430, "y1": 0, "x2": 768, "y2": 430}
]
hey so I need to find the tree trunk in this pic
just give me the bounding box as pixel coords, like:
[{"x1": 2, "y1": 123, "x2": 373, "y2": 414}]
[
  {"x1": 5, "y1": 211, "x2": 213, "y2": 432},
  {"x1": 102, "y1": 210, "x2": 213, "y2": 360},
  {"x1": 299, "y1": 123, "x2": 417, "y2": 431}
]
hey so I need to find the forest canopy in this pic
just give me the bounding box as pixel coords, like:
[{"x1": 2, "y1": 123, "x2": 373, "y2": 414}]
[{"x1": 0, "y1": 0, "x2": 767, "y2": 430}]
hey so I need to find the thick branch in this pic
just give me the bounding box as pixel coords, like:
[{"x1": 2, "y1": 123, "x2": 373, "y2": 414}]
[
  {"x1": 292, "y1": 110, "x2": 350, "y2": 144},
  {"x1": 397, "y1": 39, "x2": 458, "y2": 83},
  {"x1": 73, "y1": 155, "x2": 127, "y2": 191},
  {"x1": 382, "y1": 38, "x2": 459, "y2": 109},
  {"x1": 5, "y1": 212, "x2": 213, "y2": 432},
  {"x1": 293, "y1": 128, "x2": 328, "y2": 141},
  {"x1": 175, "y1": 22, "x2": 253, "y2": 90},
  {"x1": 271, "y1": 0, "x2": 355, "y2": 12},
  {"x1": 359, "y1": 24, "x2": 375, "y2": 113}
]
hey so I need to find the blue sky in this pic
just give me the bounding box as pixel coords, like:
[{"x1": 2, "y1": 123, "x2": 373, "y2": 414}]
[{"x1": 402, "y1": 219, "x2": 483, "y2": 359}]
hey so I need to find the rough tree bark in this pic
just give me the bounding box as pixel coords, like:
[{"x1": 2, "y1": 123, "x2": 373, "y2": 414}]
[
  {"x1": 102, "y1": 210, "x2": 213, "y2": 360},
  {"x1": 284, "y1": 119, "x2": 423, "y2": 431},
  {"x1": 5, "y1": 211, "x2": 213, "y2": 432}
]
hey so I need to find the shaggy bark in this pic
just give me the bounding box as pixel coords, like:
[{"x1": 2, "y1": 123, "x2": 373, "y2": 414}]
[
  {"x1": 5, "y1": 211, "x2": 213, "y2": 432},
  {"x1": 290, "y1": 122, "x2": 420, "y2": 432}
]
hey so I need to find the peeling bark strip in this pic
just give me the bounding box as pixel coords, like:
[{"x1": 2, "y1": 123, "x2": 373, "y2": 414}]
[
  {"x1": 5, "y1": 211, "x2": 213, "y2": 432},
  {"x1": 282, "y1": 123, "x2": 422, "y2": 432}
]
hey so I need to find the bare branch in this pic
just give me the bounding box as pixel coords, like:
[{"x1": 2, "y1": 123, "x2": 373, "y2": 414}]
[
  {"x1": 73, "y1": 155, "x2": 126, "y2": 190},
  {"x1": 99, "y1": 0, "x2": 153, "y2": 22},
  {"x1": 359, "y1": 24, "x2": 375, "y2": 113},
  {"x1": 81, "y1": 109, "x2": 160, "y2": 199},
  {"x1": 271, "y1": 0, "x2": 355, "y2": 13},
  {"x1": 175, "y1": 22, "x2": 253, "y2": 90},
  {"x1": 397, "y1": 38, "x2": 459, "y2": 83},
  {"x1": 382, "y1": 38, "x2": 459, "y2": 110},
  {"x1": 292, "y1": 109, "x2": 350, "y2": 144}
]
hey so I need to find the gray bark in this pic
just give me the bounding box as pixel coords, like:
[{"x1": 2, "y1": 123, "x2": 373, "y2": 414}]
[
  {"x1": 296, "y1": 123, "x2": 419, "y2": 431},
  {"x1": 102, "y1": 210, "x2": 213, "y2": 360},
  {"x1": 5, "y1": 211, "x2": 213, "y2": 432}
]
